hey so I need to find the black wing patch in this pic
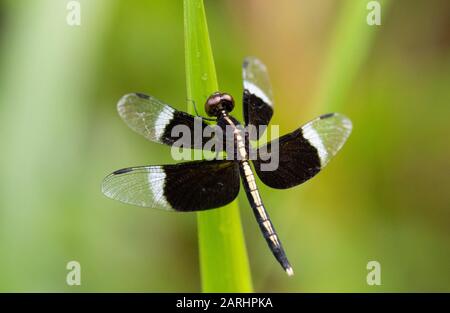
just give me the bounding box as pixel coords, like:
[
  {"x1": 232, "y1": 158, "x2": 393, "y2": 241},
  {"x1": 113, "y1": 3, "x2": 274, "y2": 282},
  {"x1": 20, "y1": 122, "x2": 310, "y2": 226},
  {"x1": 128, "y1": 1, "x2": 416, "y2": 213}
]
[
  {"x1": 118, "y1": 93, "x2": 214, "y2": 149},
  {"x1": 242, "y1": 57, "x2": 274, "y2": 140},
  {"x1": 253, "y1": 113, "x2": 352, "y2": 189},
  {"x1": 102, "y1": 160, "x2": 240, "y2": 211}
]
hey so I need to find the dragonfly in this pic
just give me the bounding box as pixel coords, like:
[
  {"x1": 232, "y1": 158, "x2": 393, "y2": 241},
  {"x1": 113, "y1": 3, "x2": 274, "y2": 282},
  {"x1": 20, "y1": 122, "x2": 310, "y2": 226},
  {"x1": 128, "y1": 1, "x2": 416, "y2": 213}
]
[{"x1": 102, "y1": 57, "x2": 352, "y2": 276}]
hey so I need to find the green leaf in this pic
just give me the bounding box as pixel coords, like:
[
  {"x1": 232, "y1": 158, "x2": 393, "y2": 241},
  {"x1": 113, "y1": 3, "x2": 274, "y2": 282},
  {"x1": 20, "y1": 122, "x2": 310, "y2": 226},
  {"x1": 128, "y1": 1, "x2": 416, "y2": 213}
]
[
  {"x1": 183, "y1": 0, "x2": 253, "y2": 292},
  {"x1": 314, "y1": 0, "x2": 391, "y2": 111}
]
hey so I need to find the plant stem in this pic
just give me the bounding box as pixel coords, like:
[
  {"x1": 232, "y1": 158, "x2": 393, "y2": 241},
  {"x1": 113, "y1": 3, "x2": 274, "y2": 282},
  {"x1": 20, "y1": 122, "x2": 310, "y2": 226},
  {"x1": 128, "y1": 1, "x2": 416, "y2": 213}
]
[
  {"x1": 314, "y1": 0, "x2": 390, "y2": 111},
  {"x1": 183, "y1": 0, "x2": 253, "y2": 292}
]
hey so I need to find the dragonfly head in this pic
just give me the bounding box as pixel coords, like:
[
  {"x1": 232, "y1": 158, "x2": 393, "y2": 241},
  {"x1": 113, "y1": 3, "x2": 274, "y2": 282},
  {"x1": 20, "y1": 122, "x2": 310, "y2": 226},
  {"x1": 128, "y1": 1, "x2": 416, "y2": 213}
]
[{"x1": 205, "y1": 92, "x2": 235, "y2": 117}]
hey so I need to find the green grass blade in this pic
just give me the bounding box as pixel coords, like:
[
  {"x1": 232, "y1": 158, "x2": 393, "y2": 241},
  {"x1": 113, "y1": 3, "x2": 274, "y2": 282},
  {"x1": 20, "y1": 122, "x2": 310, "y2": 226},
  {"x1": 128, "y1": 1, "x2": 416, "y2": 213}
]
[
  {"x1": 314, "y1": 0, "x2": 390, "y2": 111},
  {"x1": 183, "y1": 0, "x2": 253, "y2": 292}
]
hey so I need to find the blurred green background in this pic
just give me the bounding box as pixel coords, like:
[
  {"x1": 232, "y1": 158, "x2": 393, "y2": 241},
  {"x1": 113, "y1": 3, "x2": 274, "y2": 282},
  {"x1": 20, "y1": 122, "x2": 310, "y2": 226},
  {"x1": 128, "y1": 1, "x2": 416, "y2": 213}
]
[{"x1": 0, "y1": 0, "x2": 449, "y2": 292}]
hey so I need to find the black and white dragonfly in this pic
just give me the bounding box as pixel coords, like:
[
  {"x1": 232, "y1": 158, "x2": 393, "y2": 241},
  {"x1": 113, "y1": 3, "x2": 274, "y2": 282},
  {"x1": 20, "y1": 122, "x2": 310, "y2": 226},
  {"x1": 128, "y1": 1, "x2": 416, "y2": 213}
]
[{"x1": 102, "y1": 57, "x2": 352, "y2": 276}]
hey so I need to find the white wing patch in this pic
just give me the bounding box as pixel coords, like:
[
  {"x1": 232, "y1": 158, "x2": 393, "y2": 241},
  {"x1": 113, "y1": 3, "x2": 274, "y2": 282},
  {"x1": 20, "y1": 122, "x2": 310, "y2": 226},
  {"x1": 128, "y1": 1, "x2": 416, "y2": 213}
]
[
  {"x1": 147, "y1": 169, "x2": 169, "y2": 208},
  {"x1": 244, "y1": 81, "x2": 273, "y2": 107},
  {"x1": 302, "y1": 123, "x2": 329, "y2": 165},
  {"x1": 154, "y1": 106, "x2": 175, "y2": 141}
]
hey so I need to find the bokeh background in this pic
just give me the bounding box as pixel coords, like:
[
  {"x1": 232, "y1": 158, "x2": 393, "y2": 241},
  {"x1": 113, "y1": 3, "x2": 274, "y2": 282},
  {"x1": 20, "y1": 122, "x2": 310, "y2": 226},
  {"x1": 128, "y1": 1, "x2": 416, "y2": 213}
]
[{"x1": 0, "y1": 0, "x2": 449, "y2": 292}]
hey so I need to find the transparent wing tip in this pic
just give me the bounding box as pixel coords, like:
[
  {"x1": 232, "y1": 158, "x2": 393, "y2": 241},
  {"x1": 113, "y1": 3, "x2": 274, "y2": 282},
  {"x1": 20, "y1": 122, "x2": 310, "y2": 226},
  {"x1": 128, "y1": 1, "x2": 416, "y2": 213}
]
[
  {"x1": 336, "y1": 113, "x2": 353, "y2": 134},
  {"x1": 117, "y1": 92, "x2": 151, "y2": 113},
  {"x1": 304, "y1": 112, "x2": 353, "y2": 167},
  {"x1": 243, "y1": 56, "x2": 266, "y2": 70},
  {"x1": 321, "y1": 112, "x2": 353, "y2": 133}
]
